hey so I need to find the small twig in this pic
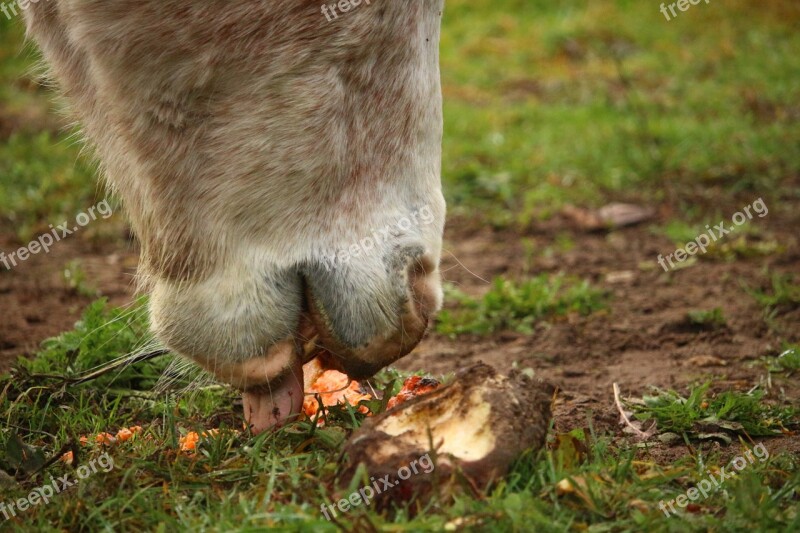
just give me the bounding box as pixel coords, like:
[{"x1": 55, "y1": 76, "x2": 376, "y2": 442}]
[
  {"x1": 3, "y1": 423, "x2": 58, "y2": 440},
  {"x1": 377, "y1": 379, "x2": 396, "y2": 414},
  {"x1": 23, "y1": 349, "x2": 170, "y2": 387},
  {"x1": 31, "y1": 442, "x2": 75, "y2": 479},
  {"x1": 0, "y1": 381, "x2": 11, "y2": 406},
  {"x1": 303, "y1": 383, "x2": 350, "y2": 397},
  {"x1": 612, "y1": 383, "x2": 657, "y2": 440}
]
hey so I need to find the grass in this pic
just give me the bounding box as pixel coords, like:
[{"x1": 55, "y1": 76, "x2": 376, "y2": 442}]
[
  {"x1": 440, "y1": 0, "x2": 800, "y2": 225},
  {"x1": 0, "y1": 132, "x2": 104, "y2": 242},
  {"x1": 749, "y1": 273, "x2": 800, "y2": 313},
  {"x1": 435, "y1": 275, "x2": 606, "y2": 336},
  {"x1": 60, "y1": 260, "x2": 101, "y2": 298},
  {"x1": 631, "y1": 383, "x2": 797, "y2": 440},
  {"x1": 654, "y1": 218, "x2": 784, "y2": 265},
  {"x1": 763, "y1": 345, "x2": 800, "y2": 376},
  {"x1": 2, "y1": 306, "x2": 799, "y2": 531},
  {"x1": 0, "y1": 13, "x2": 104, "y2": 242},
  {"x1": 3, "y1": 2, "x2": 799, "y2": 232},
  {"x1": 12, "y1": 298, "x2": 167, "y2": 391},
  {"x1": 685, "y1": 308, "x2": 727, "y2": 330}
]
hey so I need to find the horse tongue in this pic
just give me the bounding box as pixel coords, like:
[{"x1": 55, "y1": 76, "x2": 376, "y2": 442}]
[{"x1": 242, "y1": 359, "x2": 304, "y2": 434}]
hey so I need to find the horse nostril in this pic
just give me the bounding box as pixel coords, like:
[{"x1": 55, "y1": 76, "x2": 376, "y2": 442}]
[
  {"x1": 302, "y1": 246, "x2": 442, "y2": 379},
  {"x1": 411, "y1": 252, "x2": 437, "y2": 277},
  {"x1": 407, "y1": 253, "x2": 442, "y2": 324}
]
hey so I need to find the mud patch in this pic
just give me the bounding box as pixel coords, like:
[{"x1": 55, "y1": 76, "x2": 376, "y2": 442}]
[{"x1": 0, "y1": 236, "x2": 137, "y2": 372}]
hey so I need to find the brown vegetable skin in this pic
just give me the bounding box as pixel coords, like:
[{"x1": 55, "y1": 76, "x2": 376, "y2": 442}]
[{"x1": 339, "y1": 363, "x2": 554, "y2": 508}]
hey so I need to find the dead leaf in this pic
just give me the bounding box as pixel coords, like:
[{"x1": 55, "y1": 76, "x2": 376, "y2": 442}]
[
  {"x1": 629, "y1": 498, "x2": 650, "y2": 513},
  {"x1": 695, "y1": 432, "x2": 732, "y2": 445},
  {"x1": 658, "y1": 432, "x2": 683, "y2": 445},
  {"x1": 563, "y1": 203, "x2": 654, "y2": 231},
  {"x1": 552, "y1": 433, "x2": 588, "y2": 469},
  {"x1": 597, "y1": 203, "x2": 654, "y2": 227},
  {"x1": 0, "y1": 470, "x2": 17, "y2": 490},
  {"x1": 555, "y1": 475, "x2": 604, "y2": 513},
  {"x1": 5, "y1": 434, "x2": 47, "y2": 474}
]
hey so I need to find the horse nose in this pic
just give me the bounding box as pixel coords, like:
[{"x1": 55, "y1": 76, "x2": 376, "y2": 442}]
[{"x1": 302, "y1": 245, "x2": 442, "y2": 379}]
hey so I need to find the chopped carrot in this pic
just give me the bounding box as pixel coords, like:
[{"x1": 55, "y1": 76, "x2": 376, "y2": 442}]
[
  {"x1": 95, "y1": 432, "x2": 116, "y2": 446},
  {"x1": 75, "y1": 373, "x2": 437, "y2": 456},
  {"x1": 301, "y1": 368, "x2": 440, "y2": 424},
  {"x1": 179, "y1": 432, "x2": 199, "y2": 452},
  {"x1": 303, "y1": 370, "x2": 373, "y2": 424},
  {"x1": 179, "y1": 429, "x2": 219, "y2": 453},
  {"x1": 386, "y1": 376, "x2": 440, "y2": 410}
]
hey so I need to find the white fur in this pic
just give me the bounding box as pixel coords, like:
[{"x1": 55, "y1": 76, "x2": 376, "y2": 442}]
[{"x1": 24, "y1": 0, "x2": 446, "y2": 386}]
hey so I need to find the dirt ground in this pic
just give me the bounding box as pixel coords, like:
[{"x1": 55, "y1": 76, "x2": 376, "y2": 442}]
[
  {"x1": 1, "y1": 190, "x2": 799, "y2": 458},
  {"x1": 0, "y1": 235, "x2": 137, "y2": 366}
]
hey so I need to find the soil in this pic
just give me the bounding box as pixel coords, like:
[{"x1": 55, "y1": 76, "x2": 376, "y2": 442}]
[
  {"x1": 1, "y1": 190, "x2": 798, "y2": 461},
  {"x1": 0, "y1": 235, "x2": 137, "y2": 367}
]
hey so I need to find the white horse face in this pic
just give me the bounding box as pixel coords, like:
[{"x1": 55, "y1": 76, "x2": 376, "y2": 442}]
[{"x1": 25, "y1": 0, "x2": 446, "y2": 431}]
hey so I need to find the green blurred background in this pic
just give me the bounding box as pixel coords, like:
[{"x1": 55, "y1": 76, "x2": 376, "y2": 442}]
[{"x1": 1, "y1": 0, "x2": 798, "y2": 238}]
